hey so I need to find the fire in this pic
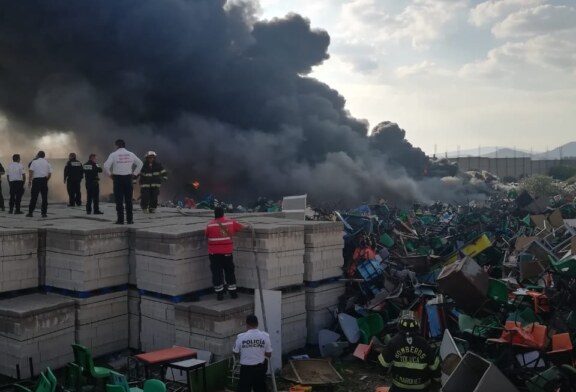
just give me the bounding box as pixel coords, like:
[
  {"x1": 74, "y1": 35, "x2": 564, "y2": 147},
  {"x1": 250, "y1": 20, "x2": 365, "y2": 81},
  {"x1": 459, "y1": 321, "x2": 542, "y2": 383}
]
[{"x1": 192, "y1": 181, "x2": 200, "y2": 189}]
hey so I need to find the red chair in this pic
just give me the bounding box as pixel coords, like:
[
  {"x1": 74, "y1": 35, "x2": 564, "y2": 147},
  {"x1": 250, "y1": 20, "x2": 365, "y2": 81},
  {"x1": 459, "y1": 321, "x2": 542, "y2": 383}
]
[{"x1": 547, "y1": 333, "x2": 574, "y2": 366}]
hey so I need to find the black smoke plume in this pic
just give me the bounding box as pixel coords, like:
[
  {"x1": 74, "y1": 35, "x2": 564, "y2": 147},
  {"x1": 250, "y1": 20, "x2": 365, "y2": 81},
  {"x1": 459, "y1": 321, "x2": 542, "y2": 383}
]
[{"x1": 0, "y1": 0, "x2": 433, "y2": 205}]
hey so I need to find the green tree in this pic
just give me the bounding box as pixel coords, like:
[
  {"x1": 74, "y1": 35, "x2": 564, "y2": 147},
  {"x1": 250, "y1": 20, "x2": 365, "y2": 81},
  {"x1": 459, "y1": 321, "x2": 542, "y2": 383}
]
[
  {"x1": 548, "y1": 166, "x2": 576, "y2": 181},
  {"x1": 520, "y1": 175, "x2": 563, "y2": 196}
]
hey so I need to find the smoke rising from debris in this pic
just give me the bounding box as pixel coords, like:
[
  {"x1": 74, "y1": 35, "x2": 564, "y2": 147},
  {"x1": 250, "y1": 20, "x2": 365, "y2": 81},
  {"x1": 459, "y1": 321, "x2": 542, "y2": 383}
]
[{"x1": 0, "y1": 0, "x2": 443, "y2": 205}]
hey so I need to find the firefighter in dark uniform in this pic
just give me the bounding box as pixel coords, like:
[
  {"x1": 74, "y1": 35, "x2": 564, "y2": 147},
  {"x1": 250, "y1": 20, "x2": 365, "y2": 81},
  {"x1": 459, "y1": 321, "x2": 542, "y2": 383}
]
[
  {"x1": 139, "y1": 151, "x2": 167, "y2": 213},
  {"x1": 83, "y1": 154, "x2": 103, "y2": 215},
  {"x1": 64, "y1": 152, "x2": 83, "y2": 206},
  {"x1": 378, "y1": 312, "x2": 441, "y2": 392}
]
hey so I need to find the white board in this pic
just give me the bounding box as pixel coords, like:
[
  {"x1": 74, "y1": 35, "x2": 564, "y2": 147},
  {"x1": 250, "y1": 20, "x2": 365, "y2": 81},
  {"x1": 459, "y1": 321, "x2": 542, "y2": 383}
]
[
  {"x1": 255, "y1": 289, "x2": 282, "y2": 373},
  {"x1": 282, "y1": 194, "x2": 307, "y2": 220}
]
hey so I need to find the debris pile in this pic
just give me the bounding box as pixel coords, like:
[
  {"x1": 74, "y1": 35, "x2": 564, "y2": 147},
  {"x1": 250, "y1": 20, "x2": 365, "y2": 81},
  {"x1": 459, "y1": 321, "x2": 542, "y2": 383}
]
[{"x1": 319, "y1": 192, "x2": 576, "y2": 390}]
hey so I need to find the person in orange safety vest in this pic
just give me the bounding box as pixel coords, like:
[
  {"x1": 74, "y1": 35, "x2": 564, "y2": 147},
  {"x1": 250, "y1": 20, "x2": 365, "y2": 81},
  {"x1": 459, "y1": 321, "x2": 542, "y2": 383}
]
[{"x1": 205, "y1": 206, "x2": 247, "y2": 300}]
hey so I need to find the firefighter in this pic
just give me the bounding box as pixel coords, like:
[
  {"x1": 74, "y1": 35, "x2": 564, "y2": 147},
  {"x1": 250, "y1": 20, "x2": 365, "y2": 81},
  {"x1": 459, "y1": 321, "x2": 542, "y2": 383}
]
[
  {"x1": 139, "y1": 151, "x2": 167, "y2": 213},
  {"x1": 83, "y1": 154, "x2": 103, "y2": 215},
  {"x1": 378, "y1": 312, "x2": 441, "y2": 392},
  {"x1": 64, "y1": 152, "x2": 84, "y2": 206}
]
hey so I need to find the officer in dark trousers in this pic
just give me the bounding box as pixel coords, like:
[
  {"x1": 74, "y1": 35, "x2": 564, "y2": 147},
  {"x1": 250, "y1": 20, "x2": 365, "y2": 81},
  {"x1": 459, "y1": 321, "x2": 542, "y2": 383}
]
[
  {"x1": 378, "y1": 312, "x2": 441, "y2": 392},
  {"x1": 139, "y1": 151, "x2": 167, "y2": 213},
  {"x1": 64, "y1": 152, "x2": 84, "y2": 206},
  {"x1": 83, "y1": 154, "x2": 103, "y2": 215},
  {"x1": 0, "y1": 161, "x2": 5, "y2": 211},
  {"x1": 26, "y1": 151, "x2": 52, "y2": 218},
  {"x1": 103, "y1": 139, "x2": 143, "y2": 224},
  {"x1": 233, "y1": 315, "x2": 272, "y2": 392},
  {"x1": 7, "y1": 154, "x2": 25, "y2": 214}
]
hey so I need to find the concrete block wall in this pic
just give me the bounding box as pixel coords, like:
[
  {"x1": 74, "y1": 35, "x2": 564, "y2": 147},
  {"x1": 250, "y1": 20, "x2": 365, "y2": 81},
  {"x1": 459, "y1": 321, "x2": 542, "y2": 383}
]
[
  {"x1": 234, "y1": 218, "x2": 305, "y2": 289},
  {"x1": 302, "y1": 221, "x2": 344, "y2": 282},
  {"x1": 72, "y1": 291, "x2": 129, "y2": 357},
  {"x1": 135, "y1": 224, "x2": 211, "y2": 296},
  {"x1": 45, "y1": 227, "x2": 130, "y2": 291},
  {"x1": 0, "y1": 229, "x2": 39, "y2": 293},
  {"x1": 0, "y1": 294, "x2": 75, "y2": 378},
  {"x1": 175, "y1": 295, "x2": 254, "y2": 360},
  {"x1": 140, "y1": 296, "x2": 176, "y2": 352},
  {"x1": 128, "y1": 289, "x2": 141, "y2": 350},
  {"x1": 281, "y1": 289, "x2": 307, "y2": 353},
  {"x1": 305, "y1": 282, "x2": 345, "y2": 344}
]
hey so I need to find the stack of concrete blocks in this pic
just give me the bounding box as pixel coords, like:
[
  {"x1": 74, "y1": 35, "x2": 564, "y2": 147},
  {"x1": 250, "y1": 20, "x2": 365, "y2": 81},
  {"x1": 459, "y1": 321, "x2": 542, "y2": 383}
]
[
  {"x1": 302, "y1": 221, "x2": 344, "y2": 282},
  {"x1": 134, "y1": 222, "x2": 212, "y2": 352},
  {"x1": 128, "y1": 289, "x2": 141, "y2": 350},
  {"x1": 44, "y1": 226, "x2": 130, "y2": 291},
  {"x1": 175, "y1": 295, "x2": 255, "y2": 360},
  {"x1": 233, "y1": 218, "x2": 305, "y2": 289},
  {"x1": 305, "y1": 282, "x2": 346, "y2": 344},
  {"x1": 73, "y1": 291, "x2": 129, "y2": 357},
  {"x1": 139, "y1": 296, "x2": 176, "y2": 352},
  {"x1": 0, "y1": 229, "x2": 39, "y2": 293},
  {"x1": 281, "y1": 289, "x2": 307, "y2": 353},
  {"x1": 0, "y1": 294, "x2": 75, "y2": 378}
]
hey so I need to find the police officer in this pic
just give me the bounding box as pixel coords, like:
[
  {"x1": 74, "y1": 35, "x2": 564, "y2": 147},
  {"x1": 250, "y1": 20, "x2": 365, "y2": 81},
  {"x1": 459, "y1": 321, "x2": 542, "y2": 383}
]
[
  {"x1": 233, "y1": 314, "x2": 272, "y2": 392},
  {"x1": 7, "y1": 154, "x2": 25, "y2": 214},
  {"x1": 64, "y1": 152, "x2": 84, "y2": 206},
  {"x1": 204, "y1": 206, "x2": 246, "y2": 300},
  {"x1": 378, "y1": 312, "x2": 441, "y2": 392},
  {"x1": 26, "y1": 151, "x2": 52, "y2": 218},
  {"x1": 139, "y1": 151, "x2": 167, "y2": 213},
  {"x1": 0, "y1": 160, "x2": 5, "y2": 211},
  {"x1": 83, "y1": 154, "x2": 103, "y2": 215},
  {"x1": 103, "y1": 139, "x2": 143, "y2": 224}
]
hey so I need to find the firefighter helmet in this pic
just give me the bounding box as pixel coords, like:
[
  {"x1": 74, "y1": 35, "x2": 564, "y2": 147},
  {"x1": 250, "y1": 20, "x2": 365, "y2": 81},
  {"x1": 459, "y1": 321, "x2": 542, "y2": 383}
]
[
  {"x1": 145, "y1": 151, "x2": 157, "y2": 158},
  {"x1": 398, "y1": 313, "x2": 420, "y2": 333}
]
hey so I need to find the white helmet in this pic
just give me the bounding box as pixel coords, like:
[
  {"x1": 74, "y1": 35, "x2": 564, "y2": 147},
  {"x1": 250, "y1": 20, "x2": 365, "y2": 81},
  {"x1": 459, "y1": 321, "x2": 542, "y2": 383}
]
[{"x1": 145, "y1": 151, "x2": 157, "y2": 158}]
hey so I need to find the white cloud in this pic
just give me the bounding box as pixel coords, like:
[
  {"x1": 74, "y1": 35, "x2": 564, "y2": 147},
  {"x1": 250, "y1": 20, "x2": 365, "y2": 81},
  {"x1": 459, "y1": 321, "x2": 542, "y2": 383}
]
[
  {"x1": 340, "y1": 0, "x2": 468, "y2": 50},
  {"x1": 395, "y1": 61, "x2": 442, "y2": 78},
  {"x1": 492, "y1": 5, "x2": 576, "y2": 38},
  {"x1": 469, "y1": 0, "x2": 543, "y2": 27}
]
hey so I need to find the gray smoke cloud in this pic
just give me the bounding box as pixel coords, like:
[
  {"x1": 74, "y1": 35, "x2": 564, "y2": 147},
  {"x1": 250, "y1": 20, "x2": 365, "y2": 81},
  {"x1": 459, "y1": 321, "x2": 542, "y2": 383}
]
[{"x1": 0, "y1": 0, "x2": 441, "y2": 205}]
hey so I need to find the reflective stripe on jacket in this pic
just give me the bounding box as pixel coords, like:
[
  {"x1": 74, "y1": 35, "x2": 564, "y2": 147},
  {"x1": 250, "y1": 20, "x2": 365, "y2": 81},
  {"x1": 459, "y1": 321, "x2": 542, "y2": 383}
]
[
  {"x1": 378, "y1": 333, "x2": 441, "y2": 391},
  {"x1": 205, "y1": 217, "x2": 243, "y2": 254}
]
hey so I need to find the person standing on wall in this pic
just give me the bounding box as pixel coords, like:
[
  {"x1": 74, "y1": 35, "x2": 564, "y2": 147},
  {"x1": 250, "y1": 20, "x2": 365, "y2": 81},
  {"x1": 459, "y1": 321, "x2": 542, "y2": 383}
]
[
  {"x1": 26, "y1": 151, "x2": 52, "y2": 218},
  {"x1": 7, "y1": 154, "x2": 25, "y2": 214},
  {"x1": 103, "y1": 139, "x2": 143, "y2": 224},
  {"x1": 204, "y1": 206, "x2": 245, "y2": 300},
  {"x1": 139, "y1": 151, "x2": 167, "y2": 213},
  {"x1": 64, "y1": 152, "x2": 84, "y2": 207},
  {"x1": 0, "y1": 160, "x2": 5, "y2": 211},
  {"x1": 233, "y1": 314, "x2": 272, "y2": 392},
  {"x1": 83, "y1": 154, "x2": 103, "y2": 215}
]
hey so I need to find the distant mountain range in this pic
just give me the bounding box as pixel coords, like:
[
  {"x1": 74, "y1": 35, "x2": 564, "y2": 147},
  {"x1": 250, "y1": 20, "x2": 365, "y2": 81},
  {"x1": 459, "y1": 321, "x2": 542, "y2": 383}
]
[{"x1": 444, "y1": 142, "x2": 576, "y2": 160}]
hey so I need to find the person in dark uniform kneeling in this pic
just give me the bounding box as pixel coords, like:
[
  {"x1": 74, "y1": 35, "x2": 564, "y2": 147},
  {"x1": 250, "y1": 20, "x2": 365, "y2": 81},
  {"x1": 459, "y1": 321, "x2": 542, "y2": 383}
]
[{"x1": 233, "y1": 315, "x2": 272, "y2": 392}]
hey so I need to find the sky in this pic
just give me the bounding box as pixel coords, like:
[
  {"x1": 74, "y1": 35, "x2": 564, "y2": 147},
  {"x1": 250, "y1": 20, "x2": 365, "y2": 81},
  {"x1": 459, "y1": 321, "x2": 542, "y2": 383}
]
[{"x1": 258, "y1": 0, "x2": 576, "y2": 155}]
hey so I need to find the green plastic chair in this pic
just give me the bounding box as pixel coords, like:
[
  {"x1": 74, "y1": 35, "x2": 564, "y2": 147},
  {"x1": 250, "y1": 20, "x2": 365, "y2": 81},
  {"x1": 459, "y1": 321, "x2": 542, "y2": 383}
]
[
  {"x1": 14, "y1": 373, "x2": 54, "y2": 392},
  {"x1": 109, "y1": 371, "x2": 143, "y2": 392},
  {"x1": 72, "y1": 343, "x2": 113, "y2": 379},
  {"x1": 458, "y1": 314, "x2": 499, "y2": 338},
  {"x1": 357, "y1": 313, "x2": 384, "y2": 344},
  {"x1": 143, "y1": 380, "x2": 166, "y2": 392},
  {"x1": 106, "y1": 385, "x2": 126, "y2": 392},
  {"x1": 487, "y1": 279, "x2": 509, "y2": 305},
  {"x1": 527, "y1": 366, "x2": 561, "y2": 392},
  {"x1": 45, "y1": 368, "x2": 58, "y2": 391},
  {"x1": 507, "y1": 307, "x2": 542, "y2": 326},
  {"x1": 549, "y1": 255, "x2": 576, "y2": 277},
  {"x1": 65, "y1": 362, "x2": 84, "y2": 392}
]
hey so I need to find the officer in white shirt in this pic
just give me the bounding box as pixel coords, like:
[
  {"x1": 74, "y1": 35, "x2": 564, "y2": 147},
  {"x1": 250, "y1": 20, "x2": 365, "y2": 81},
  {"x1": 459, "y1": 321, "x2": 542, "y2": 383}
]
[
  {"x1": 103, "y1": 139, "x2": 143, "y2": 224},
  {"x1": 26, "y1": 151, "x2": 52, "y2": 218},
  {"x1": 7, "y1": 154, "x2": 26, "y2": 214},
  {"x1": 233, "y1": 314, "x2": 272, "y2": 392}
]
